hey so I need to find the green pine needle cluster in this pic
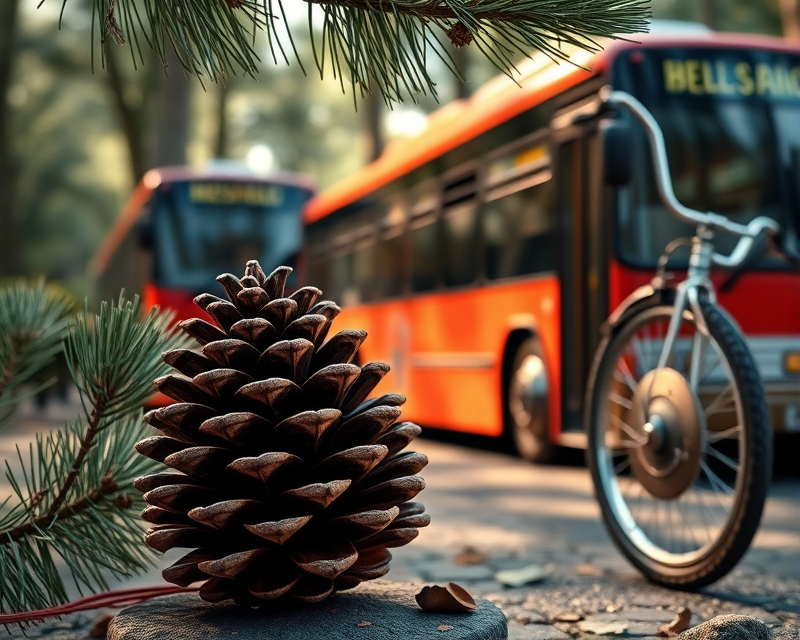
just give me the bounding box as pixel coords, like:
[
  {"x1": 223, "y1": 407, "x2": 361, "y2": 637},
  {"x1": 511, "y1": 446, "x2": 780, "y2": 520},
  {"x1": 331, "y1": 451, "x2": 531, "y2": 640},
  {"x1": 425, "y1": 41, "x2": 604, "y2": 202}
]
[
  {"x1": 0, "y1": 281, "x2": 74, "y2": 428},
  {"x1": 0, "y1": 287, "x2": 186, "y2": 615},
  {"x1": 65, "y1": 0, "x2": 650, "y2": 101}
]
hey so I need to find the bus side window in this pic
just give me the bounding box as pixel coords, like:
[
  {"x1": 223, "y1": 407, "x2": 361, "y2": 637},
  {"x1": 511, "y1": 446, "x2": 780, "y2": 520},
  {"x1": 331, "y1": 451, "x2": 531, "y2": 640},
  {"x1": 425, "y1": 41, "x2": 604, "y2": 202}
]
[
  {"x1": 330, "y1": 240, "x2": 354, "y2": 306},
  {"x1": 306, "y1": 224, "x2": 331, "y2": 298},
  {"x1": 442, "y1": 203, "x2": 479, "y2": 288},
  {"x1": 482, "y1": 174, "x2": 556, "y2": 279},
  {"x1": 352, "y1": 226, "x2": 377, "y2": 304},
  {"x1": 410, "y1": 210, "x2": 438, "y2": 293},
  {"x1": 441, "y1": 168, "x2": 479, "y2": 289},
  {"x1": 377, "y1": 199, "x2": 407, "y2": 299},
  {"x1": 409, "y1": 183, "x2": 439, "y2": 294}
]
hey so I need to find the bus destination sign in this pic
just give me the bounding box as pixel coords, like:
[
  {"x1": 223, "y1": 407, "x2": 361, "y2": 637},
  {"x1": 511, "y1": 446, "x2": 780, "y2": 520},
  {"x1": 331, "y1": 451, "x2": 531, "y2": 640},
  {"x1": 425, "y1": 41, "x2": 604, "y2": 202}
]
[
  {"x1": 663, "y1": 58, "x2": 800, "y2": 98},
  {"x1": 614, "y1": 48, "x2": 800, "y2": 102},
  {"x1": 189, "y1": 182, "x2": 284, "y2": 207}
]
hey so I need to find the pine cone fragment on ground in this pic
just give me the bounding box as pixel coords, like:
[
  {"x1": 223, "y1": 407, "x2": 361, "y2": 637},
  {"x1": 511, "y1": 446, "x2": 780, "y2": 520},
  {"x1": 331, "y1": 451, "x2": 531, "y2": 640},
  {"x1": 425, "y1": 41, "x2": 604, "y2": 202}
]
[{"x1": 134, "y1": 261, "x2": 429, "y2": 605}]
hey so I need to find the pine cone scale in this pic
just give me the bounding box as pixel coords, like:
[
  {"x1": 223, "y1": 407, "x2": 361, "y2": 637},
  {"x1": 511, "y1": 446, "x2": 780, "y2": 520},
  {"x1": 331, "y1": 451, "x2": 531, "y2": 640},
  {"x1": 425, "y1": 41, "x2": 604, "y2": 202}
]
[
  {"x1": 188, "y1": 499, "x2": 265, "y2": 529},
  {"x1": 290, "y1": 541, "x2": 359, "y2": 579},
  {"x1": 136, "y1": 262, "x2": 429, "y2": 604},
  {"x1": 280, "y1": 479, "x2": 351, "y2": 510},
  {"x1": 199, "y1": 548, "x2": 266, "y2": 579},
  {"x1": 244, "y1": 515, "x2": 313, "y2": 544}
]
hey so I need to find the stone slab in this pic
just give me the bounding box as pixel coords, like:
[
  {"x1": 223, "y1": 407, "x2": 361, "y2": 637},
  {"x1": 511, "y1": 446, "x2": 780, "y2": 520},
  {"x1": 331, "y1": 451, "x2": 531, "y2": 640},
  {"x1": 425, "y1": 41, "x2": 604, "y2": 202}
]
[{"x1": 108, "y1": 582, "x2": 508, "y2": 640}]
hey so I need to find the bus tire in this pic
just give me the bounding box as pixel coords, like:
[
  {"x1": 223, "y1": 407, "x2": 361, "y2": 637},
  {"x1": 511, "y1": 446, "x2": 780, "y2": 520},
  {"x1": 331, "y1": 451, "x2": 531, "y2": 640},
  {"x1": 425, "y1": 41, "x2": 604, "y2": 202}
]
[{"x1": 506, "y1": 337, "x2": 554, "y2": 464}]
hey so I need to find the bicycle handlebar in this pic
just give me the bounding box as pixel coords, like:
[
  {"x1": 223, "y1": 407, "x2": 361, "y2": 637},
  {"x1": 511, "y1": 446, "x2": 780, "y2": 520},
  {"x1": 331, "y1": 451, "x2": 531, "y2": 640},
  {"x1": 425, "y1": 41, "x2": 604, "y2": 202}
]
[{"x1": 600, "y1": 88, "x2": 780, "y2": 269}]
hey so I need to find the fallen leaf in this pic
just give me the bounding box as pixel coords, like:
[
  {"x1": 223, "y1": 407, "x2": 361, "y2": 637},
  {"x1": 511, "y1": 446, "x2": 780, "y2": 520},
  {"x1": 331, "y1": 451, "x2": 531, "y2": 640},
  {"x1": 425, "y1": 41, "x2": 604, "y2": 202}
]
[
  {"x1": 494, "y1": 564, "x2": 546, "y2": 587},
  {"x1": 416, "y1": 583, "x2": 477, "y2": 613},
  {"x1": 356, "y1": 621, "x2": 372, "y2": 627},
  {"x1": 575, "y1": 563, "x2": 601, "y2": 576},
  {"x1": 438, "y1": 625, "x2": 454, "y2": 631},
  {"x1": 656, "y1": 607, "x2": 691, "y2": 637},
  {"x1": 552, "y1": 613, "x2": 583, "y2": 622},
  {"x1": 453, "y1": 546, "x2": 487, "y2": 565}
]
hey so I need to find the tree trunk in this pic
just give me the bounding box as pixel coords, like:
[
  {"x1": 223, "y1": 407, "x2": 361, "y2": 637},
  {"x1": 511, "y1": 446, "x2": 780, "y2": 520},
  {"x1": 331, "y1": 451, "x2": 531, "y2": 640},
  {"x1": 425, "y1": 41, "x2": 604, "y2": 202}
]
[
  {"x1": 780, "y1": 0, "x2": 800, "y2": 40},
  {"x1": 155, "y1": 43, "x2": 190, "y2": 167},
  {"x1": 700, "y1": 0, "x2": 718, "y2": 30},
  {"x1": 104, "y1": 43, "x2": 148, "y2": 185},
  {"x1": 0, "y1": 0, "x2": 20, "y2": 276}
]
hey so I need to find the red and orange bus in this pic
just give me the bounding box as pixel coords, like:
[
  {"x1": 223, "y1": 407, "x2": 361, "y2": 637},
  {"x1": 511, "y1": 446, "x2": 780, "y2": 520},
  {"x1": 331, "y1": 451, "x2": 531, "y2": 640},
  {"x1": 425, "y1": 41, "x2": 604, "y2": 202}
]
[
  {"x1": 91, "y1": 165, "x2": 315, "y2": 322},
  {"x1": 303, "y1": 28, "x2": 800, "y2": 462}
]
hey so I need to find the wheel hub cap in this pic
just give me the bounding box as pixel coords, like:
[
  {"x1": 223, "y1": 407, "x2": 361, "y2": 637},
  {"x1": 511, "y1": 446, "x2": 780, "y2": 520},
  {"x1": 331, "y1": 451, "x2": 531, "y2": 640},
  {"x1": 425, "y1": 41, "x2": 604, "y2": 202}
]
[{"x1": 625, "y1": 368, "x2": 704, "y2": 500}]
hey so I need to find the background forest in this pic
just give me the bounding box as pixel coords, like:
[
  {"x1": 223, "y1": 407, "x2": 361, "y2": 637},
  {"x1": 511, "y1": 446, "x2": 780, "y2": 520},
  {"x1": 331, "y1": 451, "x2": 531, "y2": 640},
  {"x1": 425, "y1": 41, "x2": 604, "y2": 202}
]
[{"x1": 0, "y1": 0, "x2": 797, "y2": 301}]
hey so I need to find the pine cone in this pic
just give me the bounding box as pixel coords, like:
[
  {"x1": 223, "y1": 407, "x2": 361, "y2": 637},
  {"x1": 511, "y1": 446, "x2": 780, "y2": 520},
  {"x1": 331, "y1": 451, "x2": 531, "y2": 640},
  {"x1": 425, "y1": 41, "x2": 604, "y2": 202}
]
[{"x1": 133, "y1": 261, "x2": 429, "y2": 605}]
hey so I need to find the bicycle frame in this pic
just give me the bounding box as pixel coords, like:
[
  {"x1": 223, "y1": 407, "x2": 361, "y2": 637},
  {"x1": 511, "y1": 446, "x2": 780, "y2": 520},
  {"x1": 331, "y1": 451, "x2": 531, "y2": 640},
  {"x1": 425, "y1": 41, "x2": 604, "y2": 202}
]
[{"x1": 601, "y1": 88, "x2": 781, "y2": 397}]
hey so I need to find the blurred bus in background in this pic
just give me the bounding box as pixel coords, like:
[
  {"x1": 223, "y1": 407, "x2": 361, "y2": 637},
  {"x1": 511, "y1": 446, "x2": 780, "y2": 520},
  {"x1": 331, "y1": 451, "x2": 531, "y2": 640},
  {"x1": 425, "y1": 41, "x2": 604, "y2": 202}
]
[
  {"x1": 91, "y1": 165, "x2": 315, "y2": 322},
  {"x1": 303, "y1": 27, "x2": 800, "y2": 463}
]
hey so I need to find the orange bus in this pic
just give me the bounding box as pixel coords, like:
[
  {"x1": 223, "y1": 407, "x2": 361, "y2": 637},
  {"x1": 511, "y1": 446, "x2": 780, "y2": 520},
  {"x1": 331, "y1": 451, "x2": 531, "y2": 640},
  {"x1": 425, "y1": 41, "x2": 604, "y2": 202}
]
[
  {"x1": 303, "y1": 29, "x2": 800, "y2": 463},
  {"x1": 91, "y1": 165, "x2": 315, "y2": 322}
]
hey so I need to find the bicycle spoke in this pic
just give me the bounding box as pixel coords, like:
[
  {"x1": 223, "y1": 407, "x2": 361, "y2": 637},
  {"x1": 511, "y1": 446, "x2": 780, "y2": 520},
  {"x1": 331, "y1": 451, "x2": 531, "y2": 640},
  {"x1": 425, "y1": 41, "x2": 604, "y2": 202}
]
[
  {"x1": 690, "y1": 483, "x2": 715, "y2": 544},
  {"x1": 704, "y1": 384, "x2": 736, "y2": 417},
  {"x1": 611, "y1": 414, "x2": 647, "y2": 447},
  {"x1": 615, "y1": 358, "x2": 639, "y2": 393},
  {"x1": 707, "y1": 425, "x2": 742, "y2": 443},
  {"x1": 701, "y1": 460, "x2": 735, "y2": 501},
  {"x1": 706, "y1": 445, "x2": 740, "y2": 472},
  {"x1": 609, "y1": 391, "x2": 633, "y2": 409},
  {"x1": 676, "y1": 494, "x2": 699, "y2": 551}
]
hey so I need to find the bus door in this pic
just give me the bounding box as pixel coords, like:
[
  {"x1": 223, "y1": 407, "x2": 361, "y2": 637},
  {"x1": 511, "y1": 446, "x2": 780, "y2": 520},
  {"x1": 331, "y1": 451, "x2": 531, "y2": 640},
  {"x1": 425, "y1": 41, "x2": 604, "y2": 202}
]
[{"x1": 551, "y1": 96, "x2": 608, "y2": 440}]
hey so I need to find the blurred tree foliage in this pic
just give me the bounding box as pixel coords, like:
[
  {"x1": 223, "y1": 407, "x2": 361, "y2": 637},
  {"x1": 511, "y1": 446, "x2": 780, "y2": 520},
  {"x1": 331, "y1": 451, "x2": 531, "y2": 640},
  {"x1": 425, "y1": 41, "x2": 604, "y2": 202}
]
[
  {"x1": 0, "y1": 0, "x2": 790, "y2": 305},
  {"x1": 654, "y1": 0, "x2": 783, "y2": 33}
]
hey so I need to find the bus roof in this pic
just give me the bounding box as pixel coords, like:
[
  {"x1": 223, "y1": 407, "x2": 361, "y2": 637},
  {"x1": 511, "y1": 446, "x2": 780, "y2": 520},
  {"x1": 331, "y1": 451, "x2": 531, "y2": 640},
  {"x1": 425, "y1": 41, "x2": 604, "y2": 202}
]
[
  {"x1": 89, "y1": 166, "x2": 316, "y2": 280},
  {"x1": 304, "y1": 31, "x2": 800, "y2": 224}
]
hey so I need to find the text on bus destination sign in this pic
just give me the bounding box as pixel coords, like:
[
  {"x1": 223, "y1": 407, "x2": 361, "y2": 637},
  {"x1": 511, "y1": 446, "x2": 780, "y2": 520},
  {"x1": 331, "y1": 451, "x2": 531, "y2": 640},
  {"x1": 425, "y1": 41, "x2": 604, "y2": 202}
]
[
  {"x1": 662, "y1": 58, "x2": 800, "y2": 98},
  {"x1": 189, "y1": 182, "x2": 284, "y2": 206}
]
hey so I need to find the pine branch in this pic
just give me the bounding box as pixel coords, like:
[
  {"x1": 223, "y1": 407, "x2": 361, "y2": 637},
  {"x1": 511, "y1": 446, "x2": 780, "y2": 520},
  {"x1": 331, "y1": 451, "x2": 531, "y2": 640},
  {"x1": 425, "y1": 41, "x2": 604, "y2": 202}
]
[
  {"x1": 55, "y1": 0, "x2": 650, "y2": 101},
  {"x1": 0, "y1": 293, "x2": 186, "y2": 615},
  {"x1": 43, "y1": 399, "x2": 108, "y2": 519}
]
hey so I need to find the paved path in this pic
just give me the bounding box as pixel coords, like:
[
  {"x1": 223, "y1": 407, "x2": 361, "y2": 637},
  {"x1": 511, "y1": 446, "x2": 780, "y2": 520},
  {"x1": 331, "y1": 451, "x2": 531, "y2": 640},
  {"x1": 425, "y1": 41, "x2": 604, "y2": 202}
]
[{"x1": 2, "y1": 401, "x2": 798, "y2": 638}]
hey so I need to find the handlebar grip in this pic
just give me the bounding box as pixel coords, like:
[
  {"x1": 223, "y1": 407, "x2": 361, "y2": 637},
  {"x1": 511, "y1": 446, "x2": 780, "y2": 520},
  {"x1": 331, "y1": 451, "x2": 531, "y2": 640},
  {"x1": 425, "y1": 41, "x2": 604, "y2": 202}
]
[{"x1": 719, "y1": 227, "x2": 771, "y2": 292}]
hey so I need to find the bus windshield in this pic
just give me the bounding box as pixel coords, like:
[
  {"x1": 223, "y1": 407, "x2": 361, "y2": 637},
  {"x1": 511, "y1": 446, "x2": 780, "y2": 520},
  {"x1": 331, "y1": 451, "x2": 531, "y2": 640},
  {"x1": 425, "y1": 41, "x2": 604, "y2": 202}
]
[
  {"x1": 152, "y1": 180, "x2": 309, "y2": 292},
  {"x1": 612, "y1": 47, "x2": 800, "y2": 265}
]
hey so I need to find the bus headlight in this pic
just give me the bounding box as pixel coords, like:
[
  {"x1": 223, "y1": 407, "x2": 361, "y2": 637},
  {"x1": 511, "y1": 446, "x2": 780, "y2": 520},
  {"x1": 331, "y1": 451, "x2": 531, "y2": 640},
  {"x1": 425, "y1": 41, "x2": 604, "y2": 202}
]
[{"x1": 785, "y1": 352, "x2": 800, "y2": 375}]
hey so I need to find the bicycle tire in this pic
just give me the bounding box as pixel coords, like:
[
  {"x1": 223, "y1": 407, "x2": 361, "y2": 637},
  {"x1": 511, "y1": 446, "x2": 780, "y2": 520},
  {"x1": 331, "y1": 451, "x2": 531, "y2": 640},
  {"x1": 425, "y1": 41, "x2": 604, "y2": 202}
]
[{"x1": 585, "y1": 293, "x2": 772, "y2": 589}]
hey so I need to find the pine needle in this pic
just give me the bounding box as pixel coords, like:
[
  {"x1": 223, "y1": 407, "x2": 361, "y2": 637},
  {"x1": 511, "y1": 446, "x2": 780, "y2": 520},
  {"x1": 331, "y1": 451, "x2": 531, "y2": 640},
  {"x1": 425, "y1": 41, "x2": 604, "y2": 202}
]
[{"x1": 54, "y1": 0, "x2": 650, "y2": 102}]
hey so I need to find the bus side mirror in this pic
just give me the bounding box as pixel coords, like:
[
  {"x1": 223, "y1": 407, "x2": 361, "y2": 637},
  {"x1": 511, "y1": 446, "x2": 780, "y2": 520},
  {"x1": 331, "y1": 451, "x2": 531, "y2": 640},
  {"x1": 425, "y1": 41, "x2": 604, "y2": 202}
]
[{"x1": 602, "y1": 121, "x2": 632, "y2": 186}]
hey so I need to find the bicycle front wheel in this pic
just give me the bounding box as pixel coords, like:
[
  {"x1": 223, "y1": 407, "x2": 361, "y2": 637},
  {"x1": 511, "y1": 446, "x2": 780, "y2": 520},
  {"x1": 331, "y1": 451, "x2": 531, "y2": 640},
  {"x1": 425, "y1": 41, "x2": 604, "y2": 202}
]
[{"x1": 586, "y1": 295, "x2": 772, "y2": 588}]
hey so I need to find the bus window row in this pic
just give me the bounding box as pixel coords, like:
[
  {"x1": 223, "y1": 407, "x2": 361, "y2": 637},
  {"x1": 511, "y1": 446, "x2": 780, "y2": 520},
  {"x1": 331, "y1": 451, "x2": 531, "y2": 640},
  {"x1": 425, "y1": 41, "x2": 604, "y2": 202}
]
[{"x1": 306, "y1": 172, "x2": 557, "y2": 306}]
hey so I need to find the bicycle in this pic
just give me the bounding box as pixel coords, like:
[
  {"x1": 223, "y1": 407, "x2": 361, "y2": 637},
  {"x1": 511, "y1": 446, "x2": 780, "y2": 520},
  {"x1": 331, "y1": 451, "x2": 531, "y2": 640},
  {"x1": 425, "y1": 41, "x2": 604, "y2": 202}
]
[{"x1": 585, "y1": 88, "x2": 797, "y2": 589}]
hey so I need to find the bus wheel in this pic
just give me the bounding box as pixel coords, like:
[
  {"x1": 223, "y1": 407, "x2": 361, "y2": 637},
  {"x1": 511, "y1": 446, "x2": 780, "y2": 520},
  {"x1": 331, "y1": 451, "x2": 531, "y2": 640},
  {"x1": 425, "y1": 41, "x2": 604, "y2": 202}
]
[{"x1": 507, "y1": 338, "x2": 553, "y2": 464}]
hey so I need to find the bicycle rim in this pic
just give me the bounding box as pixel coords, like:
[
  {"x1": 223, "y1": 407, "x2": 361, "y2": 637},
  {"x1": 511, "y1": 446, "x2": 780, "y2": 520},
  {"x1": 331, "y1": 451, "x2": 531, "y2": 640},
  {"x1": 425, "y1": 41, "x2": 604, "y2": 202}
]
[{"x1": 592, "y1": 305, "x2": 749, "y2": 567}]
